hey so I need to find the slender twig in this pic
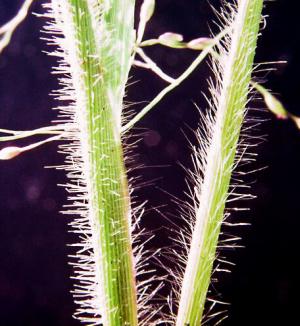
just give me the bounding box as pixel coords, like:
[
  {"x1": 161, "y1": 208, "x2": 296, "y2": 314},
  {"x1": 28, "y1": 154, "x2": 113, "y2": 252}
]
[
  {"x1": 0, "y1": 0, "x2": 34, "y2": 53},
  {"x1": 0, "y1": 134, "x2": 62, "y2": 160},
  {"x1": 136, "y1": 47, "x2": 175, "y2": 83},
  {"x1": 0, "y1": 125, "x2": 67, "y2": 141},
  {"x1": 122, "y1": 28, "x2": 228, "y2": 133}
]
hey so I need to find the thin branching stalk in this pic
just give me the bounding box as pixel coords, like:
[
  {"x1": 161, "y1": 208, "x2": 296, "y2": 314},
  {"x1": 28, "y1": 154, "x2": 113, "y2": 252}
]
[
  {"x1": 176, "y1": 0, "x2": 264, "y2": 325},
  {"x1": 122, "y1": 30, "x2": 227, "y2": 133},
  {"x1": 0, "y1": 0, "x2": 34, "y2": 53},
  {"x1": 44, "y1": 0, "x2": 137, "y2": 325}
]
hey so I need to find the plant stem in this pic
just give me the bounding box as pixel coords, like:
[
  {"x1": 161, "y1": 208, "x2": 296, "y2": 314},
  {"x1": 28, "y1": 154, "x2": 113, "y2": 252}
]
[
  {"x1": 176, "y1": 1, "x2": 264, "y2": 325},
  {"x1": 48, "y1": 0, "x2": 137, "y2": 325}
]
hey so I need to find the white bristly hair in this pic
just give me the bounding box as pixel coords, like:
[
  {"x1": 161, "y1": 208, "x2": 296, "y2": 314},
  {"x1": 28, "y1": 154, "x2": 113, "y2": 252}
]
[
  {"x1": 40, "y1": 1, "x2": 164, "y2": 324},
  {"x1": 172, "y1": 0, "x2": 264, "y2": 325},
  {"x1": 42, "y1": 1, "x2": 105, "y2": 324}
]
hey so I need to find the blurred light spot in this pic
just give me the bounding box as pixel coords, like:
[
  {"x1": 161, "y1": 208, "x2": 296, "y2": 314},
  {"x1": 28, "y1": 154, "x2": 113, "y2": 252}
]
[
  {"x1": 144, "y1": 129, "x2": 161, "y2": 147},
  {"x1": 26, "y1": 184, "x2": 40, "y2": 201},
  {"x1": 23, "y1": 178, "x2": 42, "y2": 203}
]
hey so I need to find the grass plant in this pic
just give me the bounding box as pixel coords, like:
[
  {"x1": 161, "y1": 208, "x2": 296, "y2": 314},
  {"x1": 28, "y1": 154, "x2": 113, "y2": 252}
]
[{"x1": 0, "y1": 0, "x2": 289, "y2": 325}]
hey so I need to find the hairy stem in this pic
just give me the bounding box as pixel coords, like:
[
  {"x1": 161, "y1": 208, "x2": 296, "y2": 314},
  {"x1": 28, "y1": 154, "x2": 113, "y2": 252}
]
[
  {"x1": 176, "y1": 1, "x2": 264, "y2": 325},
  {"x1": 48, "y1": 0, "x2": 137, "y2": 325}
]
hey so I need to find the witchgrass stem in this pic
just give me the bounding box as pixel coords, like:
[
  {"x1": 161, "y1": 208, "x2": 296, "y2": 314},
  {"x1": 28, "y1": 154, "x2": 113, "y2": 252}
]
[
  {"x1": 176, "y1": 1, "x2": 264, "y2": 325},
  {"x1": 47, "y1": 0, "x2": 137, "y2": 324}
]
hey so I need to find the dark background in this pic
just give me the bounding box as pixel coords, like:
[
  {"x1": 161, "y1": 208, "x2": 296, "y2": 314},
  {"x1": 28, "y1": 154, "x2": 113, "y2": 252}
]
[{"x1": 0, "y1": 0, "x2": 299, "y2": 325}]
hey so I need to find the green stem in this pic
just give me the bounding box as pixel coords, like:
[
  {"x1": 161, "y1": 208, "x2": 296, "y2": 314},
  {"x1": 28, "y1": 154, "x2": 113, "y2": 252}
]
[
  {"x1": 49, "y1": 1, "x2": 137, "y2": 325},
  {"x1": 176, "y1": 1, "x2": 264, "y2": 325}
]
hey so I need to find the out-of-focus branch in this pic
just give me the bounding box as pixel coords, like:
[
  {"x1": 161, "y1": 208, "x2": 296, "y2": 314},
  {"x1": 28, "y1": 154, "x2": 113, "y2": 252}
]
[{"x1": 0, "y1": 0, "x2": 34, "y2": 54}]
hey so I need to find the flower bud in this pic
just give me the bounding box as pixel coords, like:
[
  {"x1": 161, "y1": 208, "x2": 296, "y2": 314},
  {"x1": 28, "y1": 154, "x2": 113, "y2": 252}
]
[
  {"x1": 263, "y1": 92, "x2": 288, "y2": 120},
  {"x1": 158, "y1": 32, "x2": 184, "y2": 48},
  {"x1": 290, "y1": 114, "x2": 300, "y2": 130},
  {"x1": 0, "y1": 146, "x2": 22, "y2": 160},
  {"x1": 187, "y1": 37, "x2": 213, "y2": 50},
  {"x1": 140, "y1": 0, "x2": 155, "y2": 24}
]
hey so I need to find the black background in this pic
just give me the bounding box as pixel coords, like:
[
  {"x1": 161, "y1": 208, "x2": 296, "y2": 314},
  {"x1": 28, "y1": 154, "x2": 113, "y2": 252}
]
[{"x1": 0, "y1": 0, "x2": 299, "y2": 325}]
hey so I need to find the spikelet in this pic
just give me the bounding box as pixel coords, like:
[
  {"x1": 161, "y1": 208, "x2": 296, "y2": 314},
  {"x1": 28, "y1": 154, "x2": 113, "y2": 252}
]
[{"x1": 175, "y1": 0, "x2": 264, "y2": 325}]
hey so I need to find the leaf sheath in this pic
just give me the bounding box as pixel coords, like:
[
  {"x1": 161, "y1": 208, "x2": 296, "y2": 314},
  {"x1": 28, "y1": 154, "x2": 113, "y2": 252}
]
[
  {"x1": 47, "y1": 0, "x2": 137, "y2": 324},
  {"x1": 176, "y1": 1, "x2": 264, "y2": 325}
]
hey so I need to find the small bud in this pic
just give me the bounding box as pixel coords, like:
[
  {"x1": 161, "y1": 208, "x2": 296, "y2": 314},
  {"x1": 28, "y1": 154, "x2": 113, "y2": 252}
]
[
  {"x1": 263, "y1": 92, "x2": 288, "y2": 120},
  {"x1": 187, "y1": 37, "x2": 213, "y2": 50},
  {"x1": 140, "y1": 38, "x2": 160, "y2": 47},
  {"x1": 140, "y1": 0, "x2": 155, "y2": 24},
  {"x1": 0, "y1": 146, "x2": 22, "y2": 160},
  {"x1": 252, "y1": 82, "x2": 289, "y2": 120},
  {"x1": 158, "y1": 32, "x2": 184, "y2": 48},
  {"x1": 290, "y1": 114, "x2": 300, "y2": 130}
]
